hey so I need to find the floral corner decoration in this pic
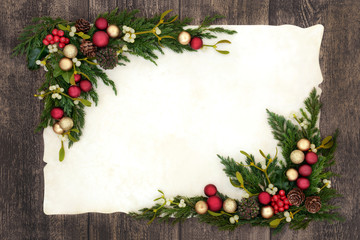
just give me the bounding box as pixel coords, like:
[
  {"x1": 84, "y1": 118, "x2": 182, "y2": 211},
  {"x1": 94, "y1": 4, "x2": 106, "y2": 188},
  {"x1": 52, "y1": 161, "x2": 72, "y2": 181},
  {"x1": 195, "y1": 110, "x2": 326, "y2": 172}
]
[
  {"x1": 13, "y1": 9, "x2": 236, "y2": 161},
  {"x1": 130, "y1": 90, "x2": 343, "y2": 232}
]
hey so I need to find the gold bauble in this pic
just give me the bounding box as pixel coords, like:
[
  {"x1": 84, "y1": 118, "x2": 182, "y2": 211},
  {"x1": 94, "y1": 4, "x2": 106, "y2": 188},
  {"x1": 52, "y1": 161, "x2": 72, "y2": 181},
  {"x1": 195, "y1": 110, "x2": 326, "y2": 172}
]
[
  {"x1": 297, "y1": 138, "x2": 311, "y2": 151},
  {"x1": 59, "y1": 117, "x2": 74, "y2": 131},
  {"x1": 286, "y1": 168, "x2": 299, "y2": 181},
  {"x1": 53, "y1": 122, "x2": 64, "y2": 135},
  {"x1": 223, "y1": 198, "x2": 237, "y2": 213},
  {"x1": 63, "y1": 44, "x2": 78, "y2": 58},
  {"x1": 195, "y1": 200, "x2": 208, "y2": 215},
  {"x1": 178, "y1": 31, "x2": 191, "y2": 45},
  {"x1": 107, "y1": 24, "x2": 120, "y2": 38},
  {"x1": 59, "y1": 57, "x2": 73, "y2": 71},
  {"x1": 290, "y1": 150, "x2": 305, "y2": 164},
  {"x1": 261, "y1": 206, "x2": 274, "y2": 219}
]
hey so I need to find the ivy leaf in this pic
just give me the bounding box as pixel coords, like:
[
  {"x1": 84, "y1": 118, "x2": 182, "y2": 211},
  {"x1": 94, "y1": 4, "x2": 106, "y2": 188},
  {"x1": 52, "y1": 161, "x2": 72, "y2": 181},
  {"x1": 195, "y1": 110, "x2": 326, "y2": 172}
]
[
  {"x1": 270, "y1": 218, "x2": 283, "y2": 228},
  {"x1": 27, "y1": 46, "x2": 49, "y2": 70},
  {"x1": 61, "y1": 71, "x2": 73, "y2": 83},
  {"x1": 207, "y1": 210, "x2": 223, "y2": 216},
  {"x1": 59, "y1": 141, "x2": 65, "y2": 162},
  {"x1": 236, "y1": 171, "x2": 244, "y2": 186}
]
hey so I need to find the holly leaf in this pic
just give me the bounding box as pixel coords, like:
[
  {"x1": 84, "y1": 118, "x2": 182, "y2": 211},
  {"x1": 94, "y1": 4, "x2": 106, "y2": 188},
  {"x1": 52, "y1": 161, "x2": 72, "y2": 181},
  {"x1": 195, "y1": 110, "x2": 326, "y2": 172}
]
[{"x1": 27, "y1": 46, "x2": 49, "y2": 70}]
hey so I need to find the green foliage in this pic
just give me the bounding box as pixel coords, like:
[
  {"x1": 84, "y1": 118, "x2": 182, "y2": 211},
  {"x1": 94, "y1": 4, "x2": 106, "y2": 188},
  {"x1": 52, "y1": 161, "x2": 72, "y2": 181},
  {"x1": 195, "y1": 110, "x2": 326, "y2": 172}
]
[{"x1": 132, "y1": 89, "x2": 342, "y2": 232}]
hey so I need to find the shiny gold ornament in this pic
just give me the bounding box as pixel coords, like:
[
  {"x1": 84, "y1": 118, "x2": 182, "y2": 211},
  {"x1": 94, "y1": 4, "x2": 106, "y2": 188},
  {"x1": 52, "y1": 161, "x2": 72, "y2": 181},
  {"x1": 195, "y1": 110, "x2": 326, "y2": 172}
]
[
  {"x1": 63, "y1": 44, "x2": 78, "y2": 58},
  {"x1": 261, "y1": 206, "x2": 274, "y2": 219},
  {"x1": 59, "y1": 57, "x2": 73, "y2": 71},
  {"x1": 178, "y1": 31, "x2": 191, "y2": 45},
  {"x1": 195, "y1": 200, "x2": 208, "y2": 215},
  {"x1": 53, "y1": 122, "x2": 64, "y2": 135},
  {"x1": 59, "y1": 117, "x2": 74, "y2": 131},
  {"x1": 223, "y1": 198, "x2": 237, "y2": 213},
  {"x1": 106, "y1": 24, "x2": 120, "y2": 38},
  {"x1": 297, "y1": 138, "x2": 311, "y2": 151},
  {"x1": 290, "y1": 150, "x2": 305, "y2": 164},
  {"x1": 286, "y1": 168, "x2": 299, "y2": 181}
]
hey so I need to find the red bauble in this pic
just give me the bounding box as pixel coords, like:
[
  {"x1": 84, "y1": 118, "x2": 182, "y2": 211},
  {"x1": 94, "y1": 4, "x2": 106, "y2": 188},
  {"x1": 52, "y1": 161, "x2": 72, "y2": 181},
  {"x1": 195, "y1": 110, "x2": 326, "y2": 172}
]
[
  {"x1": 92, "y1": 31, "x2": 109, "y2": 48},
  {"x1": 299, "y1": 164, "x2": 312, "y2": 177},
  {"x1": 258, "y1": 192, "x2": 271, "y2": 205},
  {"x1": 305, "y1": 152, "x2": 318, "y2": 165},
  {"x1": 80, "y1": 80, "x2": 92, "y2": 92},
  {"x1": 207, "y1": 196, "x2": 223, "y2": 212},
  {"x1": 95, "y1": 17, "x2": 108, "y2": 30},
  {"x1": 297, "y1": 177, "x2": 310, "y2": 190},
  {"x1": 68, "y1": 86, "x2": 81, "y2": 98},
  {"x1": 190, "y1": 37, "x2": 203, "y2": 50},
  {"x1": 50, "y1": 107, "x2": 64, "y2": 120},
  {"x1": 74, "y1": 74, "x2": 81, "y2": 82},
  {"x1": 204, "y1": 184, "x2": 217, "y2": 197}
]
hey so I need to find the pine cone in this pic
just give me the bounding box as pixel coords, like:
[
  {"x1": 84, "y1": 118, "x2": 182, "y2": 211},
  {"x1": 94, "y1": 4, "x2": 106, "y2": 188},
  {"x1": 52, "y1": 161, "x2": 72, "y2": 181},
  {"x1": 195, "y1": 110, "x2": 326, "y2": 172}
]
[
  {"x1": 237, "y1": 197, "x2": 259, "y2": 220},
  {"x1": 96, "y1": 48, "x2": 118, "y2": 69},
  {"x1": 80, "y1": 40, "x2": 97, "y2": 58},
  {"x1": 75, "y1": 18, "x2": 91, "y2": 33},
  {"x1": 287, "y1": 188, "x2": 305, "y2": 206},
  {"x1": 305, "y1": 196, "x2": 321, "y2": 213}
]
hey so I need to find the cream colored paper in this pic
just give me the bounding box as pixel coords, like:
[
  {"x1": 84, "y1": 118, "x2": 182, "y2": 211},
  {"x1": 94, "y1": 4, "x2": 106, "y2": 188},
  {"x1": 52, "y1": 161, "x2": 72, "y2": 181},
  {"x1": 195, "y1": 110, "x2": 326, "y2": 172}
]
[{"x1": 43, "y1": 25, "x2": 324, "y2": 214}]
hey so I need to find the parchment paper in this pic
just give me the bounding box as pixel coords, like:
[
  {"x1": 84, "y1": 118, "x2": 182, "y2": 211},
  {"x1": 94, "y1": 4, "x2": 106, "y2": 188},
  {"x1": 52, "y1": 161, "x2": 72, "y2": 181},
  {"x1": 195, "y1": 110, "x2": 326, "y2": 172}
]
[{"x1": 43, "y1": 25, "x2": 324, "y2": 214}]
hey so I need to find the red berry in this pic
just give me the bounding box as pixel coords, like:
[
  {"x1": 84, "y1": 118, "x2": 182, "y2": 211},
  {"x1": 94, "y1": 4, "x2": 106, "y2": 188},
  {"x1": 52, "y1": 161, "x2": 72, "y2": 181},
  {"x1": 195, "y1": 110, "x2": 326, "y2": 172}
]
[
  {"x1": 271, "y1": 202, "x2": 275, "y2": 207},
  {"x1": 64, "y1": 38, "x2": 70, "y2": 44},
  {"x1": 297, "y1": 177, "x2": 310, "y2": 190},
  {"x1": 54, "y1": 35, "x2": 60, "y2": 42},
  {"x1": 207, "y1": 196, "x2": 222, "y2": 212},
  {"x1": 95, "y1": 17, "x2": 108, "y2": 30},
  {"x1": 50, "y1": 40, "x2": 55, "y2": 44},
  {"x1": 58, "y1": 43, "x2": 65, "y2": 48},
  {"x1": 279, "y1": 190, "x2": 285, "y2": 196},
  {"x1": 258, "y1": 192, "x2": 271, "y2": 205},
  {"x1": 204, "y1": 184, "x2": 217, "y2": 197},
  {"x1": 50, "y1": 107, "x2": 64, "y2": 119},
  {"x1": 46, "y1": 34, "x2": 53, "y2": 41},
  {"x1": 273, "y1": 195, "x2": 279, "y2": 202},
  {"x1": 52, "y1": 29, "x2": 59, "y2": 36},
  {"x1": 277, "y1": 201, "x2": 284, "y2": 207},
  {"x1": 279, "y1": 207, "x2": 284, "y2": 212},
  {"x1": 60, "y1": 37, "x2": 66, "y2": 43},
  {"x1": 190, "y1": 37, "x2": 203, "y2": 50},
  {"x1": 274, "y1": 205, "x2": 278, "y2": 211},
  {"x1": 43, "y1": 39, "x2": 50, "y2": 45},
  {"x1": 92, "y1": 31, "x2": 109, "y2": 48},
  {"x1": 274, "y1": 210, "x2": 278, "y2": 214},
  {"x1": 305, "y1": 152, "x2": 318, "y2": 165},
  {"x1": 74, "y1": 74, "x2": 81, "y2": 82},
  {"x1": 79, "y1": 80, "x2": 92, "y2": 92},
  {"x1": 284, "y1": 204, "x2": 289, "y2": 210},
  {"x1": 68, "y1": 86, "x2": 81, "y2": 98},
  {"x1": 58, "y1": 30, "x2": 64, "y2": 36},
  {"x1": 280, "y1": 196, "x2": 286, "y2": 200},
  {"x1": 284, "y1": 199, "x2": 290, "y2": 205}
]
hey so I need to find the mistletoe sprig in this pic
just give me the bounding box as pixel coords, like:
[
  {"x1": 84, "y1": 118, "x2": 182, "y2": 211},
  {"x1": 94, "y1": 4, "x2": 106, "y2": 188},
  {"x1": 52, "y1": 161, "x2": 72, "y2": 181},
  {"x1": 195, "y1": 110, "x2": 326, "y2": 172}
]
[
  {"x1": 13, "y1": 9, "x2": 236, "y2": 161},
  {"x1": 131, "y1": 89, "x2": 343, "y2": 233}
]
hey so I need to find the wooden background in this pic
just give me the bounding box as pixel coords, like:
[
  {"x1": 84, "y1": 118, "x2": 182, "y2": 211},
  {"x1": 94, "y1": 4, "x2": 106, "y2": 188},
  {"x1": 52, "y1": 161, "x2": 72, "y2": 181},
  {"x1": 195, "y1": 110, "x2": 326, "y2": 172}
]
[{"x1": 1, "y1": 0, "x2": 359, "y2": 239}]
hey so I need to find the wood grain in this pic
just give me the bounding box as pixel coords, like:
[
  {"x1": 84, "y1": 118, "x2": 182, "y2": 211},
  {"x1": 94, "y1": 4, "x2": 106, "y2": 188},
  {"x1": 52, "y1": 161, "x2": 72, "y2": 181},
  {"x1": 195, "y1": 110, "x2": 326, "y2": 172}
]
[{"x1": 1, "y1": 0, "x2": 359, "y2": 239}]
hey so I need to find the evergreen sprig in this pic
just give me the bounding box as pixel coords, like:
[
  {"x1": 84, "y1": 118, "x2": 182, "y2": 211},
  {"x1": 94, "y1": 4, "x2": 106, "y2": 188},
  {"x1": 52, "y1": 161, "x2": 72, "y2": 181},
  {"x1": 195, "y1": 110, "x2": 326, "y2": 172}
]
[{"x1": 132, "y1": 89, "x2": 342, "y2": 232}]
